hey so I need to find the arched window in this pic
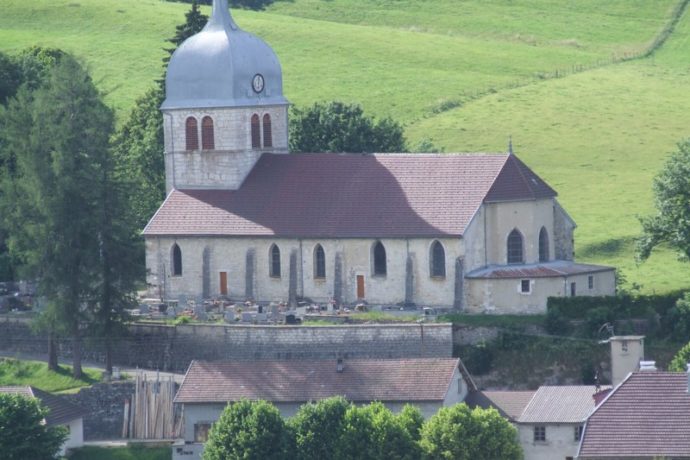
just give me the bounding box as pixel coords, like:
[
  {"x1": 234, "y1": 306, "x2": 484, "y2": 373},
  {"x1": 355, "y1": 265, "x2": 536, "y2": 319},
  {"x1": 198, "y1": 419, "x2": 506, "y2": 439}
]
[
  {"x1": 185, "y1": 117, "x2": 199, "y2": 151},
  {"x1": 430, "y1": 241, "x2": 446, "y2": 277},
  {"x1": 201, "y1": 116, "x2": 214, "y2": 150},
  {"x1": 539, "y1": 227, "x2": 549, "y2": 262},
  {"x1": 172, "y1": 243, "x2": 183, "y2": 276},
  {"x1": 373, "y1": 241, "x2": 387, "y2": 276},
  {"x1": 507, "y1": 229, "x2": 524, "y2": 264},
  {"x1": 251, "y1": 114, "x2": 261, "y2": 149},
  {"x1": 263, "y1": 114, "x2": 272, "y2": 148},
  {"x1": 314, "y1": 244, "x2": 326, "y2": 279},
  {"x1": 269, "y1": 244, "x2": 281, "y2": 277}
]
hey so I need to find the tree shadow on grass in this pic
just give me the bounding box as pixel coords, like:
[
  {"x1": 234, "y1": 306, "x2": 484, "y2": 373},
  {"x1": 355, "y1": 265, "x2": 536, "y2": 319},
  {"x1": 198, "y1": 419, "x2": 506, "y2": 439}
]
[{"x1": 578, "y1": 237, "x2": 631, "y2": 259}]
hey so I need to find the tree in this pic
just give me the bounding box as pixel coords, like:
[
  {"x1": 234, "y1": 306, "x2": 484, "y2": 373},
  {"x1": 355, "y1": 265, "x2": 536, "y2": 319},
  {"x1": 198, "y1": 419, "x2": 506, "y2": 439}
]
[
  {"x1": 203, "y1": 399, "x2": 294, "y2": 460},
  {"x1": 290, "y1": 396, "x2": 350, "y2": 460},
  {"x1": 289, "y1": 101, "x2": 407, "y2": 153},
  {"x1": 163, "y1": 1, "x2": 208, "y2": 65},
  {"x1": 0, "y1": 52, "x2": 21, "y2": 105},
  {"x1": 0, "y1": 56, "x2": 133, "y2": 377},
  {"x1": 638, "y1": 139, "x2": 690, "y2": 262},
  {"x1": 335, "y1": 402, "x2": 420, "y2": 460},
  {"x1": 0, "y1": 393, "x2": 67, "y2": 460},
  {"x1": 419, "y1": 404, "x2": 522, "y2": 460},
  {"x1": 669, "y1": 340, "x2": 690, "y2": 372}
]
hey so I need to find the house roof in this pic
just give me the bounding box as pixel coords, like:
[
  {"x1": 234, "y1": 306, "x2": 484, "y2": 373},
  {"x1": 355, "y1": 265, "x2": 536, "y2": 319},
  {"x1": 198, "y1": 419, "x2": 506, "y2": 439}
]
[
  {"x1": 144, "y1": 152, "x2": 556, "y2": 238},
  {"x1": 578, "y1": 372, "x2": 690, "y2": 458},
  {"x1": 518, "y1": 386, "x2": 601, "y2": 424},
  {"x1": 174, "y1": 358, "x2": 460, "y2": 404},
  {"x1": 0, "y1": 386, "x2": 85, "y2": 425},
  {"x1": 465, "y1": 390, "x2": 536, "y2": 421},
  {"x1": 465, "y1": 261, "x2": 615, "y2": 279}
]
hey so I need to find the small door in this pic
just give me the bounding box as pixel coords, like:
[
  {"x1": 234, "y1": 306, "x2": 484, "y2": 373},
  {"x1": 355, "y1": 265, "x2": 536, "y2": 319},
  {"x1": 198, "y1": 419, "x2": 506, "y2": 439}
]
[
  {"x1": 219, "y1": 272, "x2": 228, "y2": 296},
  {"x1": 356, "y1": 275, "x2": 365, "y2": 299},
  {"x1": 570, "y1": 282, "x2": 576, "y2": 297}
]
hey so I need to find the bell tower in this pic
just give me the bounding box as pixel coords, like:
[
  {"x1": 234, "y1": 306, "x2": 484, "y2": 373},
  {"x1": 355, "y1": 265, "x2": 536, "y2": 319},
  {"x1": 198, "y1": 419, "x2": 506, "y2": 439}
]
[{"x1": 161, "y1": 0, "x2": 289, "y2": 192}]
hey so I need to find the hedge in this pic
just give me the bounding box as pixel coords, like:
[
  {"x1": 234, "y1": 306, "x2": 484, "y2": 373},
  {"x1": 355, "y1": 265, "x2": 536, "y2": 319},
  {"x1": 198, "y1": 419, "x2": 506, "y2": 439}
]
[{"x1": 546, "y1": 292, "x2": 686, "y2": 320}]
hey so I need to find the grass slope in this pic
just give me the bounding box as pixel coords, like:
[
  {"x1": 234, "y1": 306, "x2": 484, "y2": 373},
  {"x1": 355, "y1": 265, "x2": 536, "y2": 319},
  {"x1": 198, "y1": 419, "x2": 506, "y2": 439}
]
[
  {"x1": 0, "y1": 0, "x2": 688, "y2": 292},
  {"x1": 0, "y1": 358, "x2": 100, "y2": 393}
]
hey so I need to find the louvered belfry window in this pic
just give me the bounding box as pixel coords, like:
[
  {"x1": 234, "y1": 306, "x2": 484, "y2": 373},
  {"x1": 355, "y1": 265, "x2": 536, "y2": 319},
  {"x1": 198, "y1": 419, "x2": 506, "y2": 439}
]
[
  {"x1": 185, "y1": 117, "x2": 199, "y2": 151},
  {"x1": 251, "y1": 114, "x2": 261, "y2": 149},
  {"x1": 263, "y1": 114, "x2": 272, "y2": 148},
  {"x1": 201, "y1": 116, "x2": 215, "y2": 150}
]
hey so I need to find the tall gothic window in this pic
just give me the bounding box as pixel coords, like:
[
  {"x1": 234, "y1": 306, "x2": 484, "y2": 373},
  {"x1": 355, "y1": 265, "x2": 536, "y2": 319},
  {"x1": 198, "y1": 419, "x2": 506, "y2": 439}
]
[
  {"x1": 507, "y1": 229, "x2": 524, "y2": 264},
  {"x1": 373, "y1": 241, "x2": 387, "y2": 276},
  {"x1": 262, "y1": 114, "x2": 272, "y2": 148},
  {"x1": 172, "y1": 243, "x2": 183, "y2": 276},
  {"x1": 251, "y1": 114, "x2": 261, "y2": 149},
  {"x1": 269, "y1": 244, "x2": 281, "y2": 277},
  {"x1": 314, "y1": 244, "x2": 326, "y2": 279},
  {"x1": 430, "y1": 240, "x2": 446, "y2": 277},
  {"x1": 539, "y1": 227, "x2": 549, "y2": 262},
  {"x1": 201, "y1": 116, "x2": 215, "y2": 150},
  {"x1": 185, "y1": 117, "x2": 199, "y2": 151}
]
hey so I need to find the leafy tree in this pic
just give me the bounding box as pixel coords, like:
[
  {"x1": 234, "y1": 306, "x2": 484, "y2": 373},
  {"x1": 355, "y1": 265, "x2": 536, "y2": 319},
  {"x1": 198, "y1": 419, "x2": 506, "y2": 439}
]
[
  {"x1": 419, "y1": 404, "x2": 522, "y2": 460},
  {"x1": 669, "y1": 340, "x2": 690, "y2": 372},
  {"x1": 163, "y1": 0, "x2": 208, "y2": 65},
  {"x1": 290, "y1": 396, "x2": 351, "y2": 460},
  {"x1": 0, "y1": 393, "x2": 67, "y2": 460},
  {"x1": 0, "y1": 52, "x2": 22, "y2": 105},
  {"x1": 203, "y1": 399, "x2": 294, "y2": 460},
  {"x1": 289, "y1": 101, "x2": 407, "y2": 153},
  {"x1": 638, "y1": 139, "x2": 690, "y2": 262},
  {"x1": 397, "y1": 404, "x2": 424, "y2": 442},
  {"x1": 0, "y1": 56, "x2": 134, "y2": 377},
  {"x1": 335, "y1": 402, "x2": 420, "y2": 460}
]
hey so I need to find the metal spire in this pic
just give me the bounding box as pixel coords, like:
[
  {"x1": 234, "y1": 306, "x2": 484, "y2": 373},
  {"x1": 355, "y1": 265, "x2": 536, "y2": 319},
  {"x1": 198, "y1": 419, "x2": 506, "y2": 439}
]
[{"x1": 206, "y1": 0, "x2": 237, "y2": 31}]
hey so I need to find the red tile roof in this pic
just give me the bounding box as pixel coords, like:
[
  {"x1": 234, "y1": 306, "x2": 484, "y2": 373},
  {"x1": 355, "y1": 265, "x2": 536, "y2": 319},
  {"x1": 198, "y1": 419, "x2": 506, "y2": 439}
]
[
  {"x1": 144, "y1": 152, "x2": 556, "y2": 238},
  {"x1": 466, "y1": 261, "x2": 614, "y2": 279},
  {"x1": 174, "y1": 358, "x2": 460, "y2": 404},
  {"x1": 578, "y1": 372, "x2": 690, "y2": 459},
  {"x1": 0, "y1": 386, "x2": 85, "y2": 425},
  {"x1": 466, "y1": 390, "x2": 536, "y2": 421}
]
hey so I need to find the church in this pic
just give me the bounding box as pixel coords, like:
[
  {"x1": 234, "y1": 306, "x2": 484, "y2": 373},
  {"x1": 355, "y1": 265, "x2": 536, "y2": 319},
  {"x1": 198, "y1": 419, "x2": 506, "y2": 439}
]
[{"x1": 143, "y1": 0, "x2": 615, "y2": 314}]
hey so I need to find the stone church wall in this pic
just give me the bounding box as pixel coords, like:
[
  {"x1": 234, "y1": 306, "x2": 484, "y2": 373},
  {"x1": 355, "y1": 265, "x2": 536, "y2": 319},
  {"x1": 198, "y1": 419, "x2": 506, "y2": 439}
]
[
  {"x1": 0, "y1": 317, "x2": 453, "y2": 372},
  {"x1": 147, "y1": 236, "x2": 465, "y2": 308},
  {"x1": 163, "y1": 105, "x2": 288, "y2": 191}
]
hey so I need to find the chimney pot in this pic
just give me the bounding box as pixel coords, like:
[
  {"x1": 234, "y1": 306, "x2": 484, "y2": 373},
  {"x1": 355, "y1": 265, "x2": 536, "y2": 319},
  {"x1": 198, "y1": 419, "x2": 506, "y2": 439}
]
[{"x1": 639, "y1": 360, "x2": 657, "y2": 371}]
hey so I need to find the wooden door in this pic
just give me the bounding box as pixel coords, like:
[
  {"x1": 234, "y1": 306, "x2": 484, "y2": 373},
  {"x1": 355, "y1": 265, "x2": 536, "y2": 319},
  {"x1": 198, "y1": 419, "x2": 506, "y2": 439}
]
[
  {"x1": 356, "y1": 275, "x2": 365, "y2": 299},
  {"x1": 219, "y1": 272, "x2": 228, "y2": 296}
]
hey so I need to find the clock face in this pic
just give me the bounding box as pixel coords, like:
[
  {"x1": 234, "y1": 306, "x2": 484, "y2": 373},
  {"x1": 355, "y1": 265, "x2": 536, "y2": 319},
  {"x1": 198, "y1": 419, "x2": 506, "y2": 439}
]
[{"x1": 252, "y1": 74, "x2": 265, "y2": 93}]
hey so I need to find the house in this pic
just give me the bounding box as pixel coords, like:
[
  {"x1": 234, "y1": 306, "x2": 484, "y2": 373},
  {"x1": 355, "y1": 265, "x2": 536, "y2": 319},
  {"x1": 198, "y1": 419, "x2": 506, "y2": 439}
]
[
  {"x1": 143, "y1": 0, "x2": 615, "y2": 313},
  {"x1": 577, "y1": 365, "x2": 690, "y2": 460},
  {"x1": 172, "y1": 358, "x2": 473, "y2": 459},
  {"x1": 468, "y1": 386, "x2": 603, "y2": 460},
  {"x1": 0, "y1": 385, "x2": 85, "y2": 455}
]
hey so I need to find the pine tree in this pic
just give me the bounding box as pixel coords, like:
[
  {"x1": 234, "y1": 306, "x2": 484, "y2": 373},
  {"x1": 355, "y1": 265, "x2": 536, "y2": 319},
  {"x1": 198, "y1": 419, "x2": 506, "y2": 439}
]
[{"x1": 163, "y1": 0, "x2": 208, "y2": 65}]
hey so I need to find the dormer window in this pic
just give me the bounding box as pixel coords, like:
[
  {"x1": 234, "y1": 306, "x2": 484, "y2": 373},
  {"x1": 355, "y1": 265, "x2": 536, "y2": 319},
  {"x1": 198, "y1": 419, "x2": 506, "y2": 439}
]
[{"x1": 185, "y1": 117, "x2": 199, "y2": 151}]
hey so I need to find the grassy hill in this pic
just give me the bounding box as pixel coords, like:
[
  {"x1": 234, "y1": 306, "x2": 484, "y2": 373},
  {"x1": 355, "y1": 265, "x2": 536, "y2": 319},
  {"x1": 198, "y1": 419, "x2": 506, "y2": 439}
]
[{"x1": 1, "y1": 0, "x2": 689, "y2": 293}]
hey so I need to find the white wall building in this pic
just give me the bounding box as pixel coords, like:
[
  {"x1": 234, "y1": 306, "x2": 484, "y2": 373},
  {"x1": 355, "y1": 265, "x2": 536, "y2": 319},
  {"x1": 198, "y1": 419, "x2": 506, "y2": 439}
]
[{"x1": 144, "y1": 0, "x2": 615, "y2": 314}]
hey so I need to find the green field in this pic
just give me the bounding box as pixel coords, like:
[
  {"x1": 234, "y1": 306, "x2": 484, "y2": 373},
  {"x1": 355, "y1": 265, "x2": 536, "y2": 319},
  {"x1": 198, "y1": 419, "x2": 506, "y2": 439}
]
[
  {"x1": 0, "y1": 358, "x2": 100, "y2": 392},
  {"x1": 1, "y1": 0, "x2": 689, "y2": 292},
  {"x1": 68, "y1": 445, "x2": 169, "y2": 460}
]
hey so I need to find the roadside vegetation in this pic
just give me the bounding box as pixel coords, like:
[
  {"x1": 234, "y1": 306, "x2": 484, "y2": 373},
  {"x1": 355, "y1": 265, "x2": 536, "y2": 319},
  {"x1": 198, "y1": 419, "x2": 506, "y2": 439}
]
[
  {"x1": 68, "y1": 445, "x2": 170, "y2": 460},
  {"x1": 0, "y1": 358, "x2": 100, "y2": 392}
]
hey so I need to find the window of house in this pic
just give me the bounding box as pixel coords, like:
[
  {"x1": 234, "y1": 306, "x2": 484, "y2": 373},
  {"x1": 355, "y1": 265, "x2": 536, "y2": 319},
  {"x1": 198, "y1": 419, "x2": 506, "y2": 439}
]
[
  {"x1": 539, "y1": 227, "x2": 549, "y2": 262},
  {"x1": 507, "y1": 229, "x2": 524, "y2": 264},
  {"x1": 373, "y1": 241, "x2": 387, "y2": 276},
  {"x1": 574, "y1": 425, "x2": 583, "y2": 442},
  {"x1": 314, "y1": 244, "x2": 326, "y2": 279},
  {"x1": 534, "y1": 425, "x2": 546, "y2": 442},
  {"x1": 520, "y1": 279, "x2": 531, "y2": 294},
  {"x1": 172, "y1": 243, "x2": 182, "y2": 276},
  {"x1": 185, "y1": 117, "x2": 199, "y2": 151},
  {"x1": 588, "y1": 275, "x2": 594, "y2": 290},
  {"x1": 263, "y1": 114, "x2": 272, "y2": 148},
  {"x1": 570, "y1": 281, "x2": 576, "y2": 297},
  {"x1": 194, "y1": 423, "x2": 212, "y2": 443},
  {"x1": 622, "y1": 341, "x2": 628, "y2": 352},
  {"x1": 269, "y1": 244, "x2": 281, "y2": 277},
  {"x1": 201, "y1": 116, "x2": 215, "y2": 150},
  {"x1": 430, "y1": 241, "x2": 446, "y2": 277},
  {"x1": 251, "y1": 114, "x2": 261, "y2": 149}
]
